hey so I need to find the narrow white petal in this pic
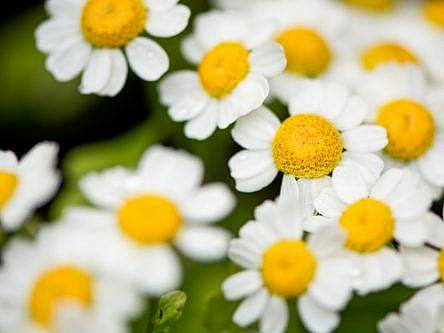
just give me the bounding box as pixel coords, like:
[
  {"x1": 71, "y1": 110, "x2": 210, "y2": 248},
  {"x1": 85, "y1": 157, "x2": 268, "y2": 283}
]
[
  {"x1": 35, "y1": 19, "x2": 80, "y2": 53},
  {"x1": 314, "y1": 187, "x2": 346, "y2": 218},
  {"x1": 80, "y1": 49, "x2": 112, "y2": 95},
  {"x1": 230, "y1": 73, "x2": 269, "y2": 113},
  {"x1": 424, "y1": 213, "x2": 444, "y2": 248},
  {"x1": 401, "y1": 246, "x2": 439, "y2": 288},
  {"x1": 333, "y1": 96, "x2": 368, "y2": 131},
  {"x1": 332, "y1": 164, "x2": 369, "y2": 204},
  {"x1": 395, "y1": 217, "x2": 428, "y2": 247},
  {"x1": 288, "y1": 81, "x2": 323, "y2": 116},
  {"x1": 184, "y1": 99, "x2": 218, "y2": 140},
  {"x1": 298, "y1": 295, "x2": 340, "y2": 333},
  {"x1": 222, "y1": 270, "x2": 263, "y2": 301},
  {"x1": 144, "y1": 0, "x2": 179, "y2": 12},
  {"x1": 228, "y1": 239, "x2": 262, "y2": 269},
  {"x1": 146, "y1": 4, "x2": 190, "y2": 38},
  {"x1": 233, "y1": 289, "x2": 269, "y2": 327},
  {"x1": 259, "y1": 296, "x2": 288, "y2": 333},
  {"x1": 342, "y1": 125, "x2": 388, "y2": 153},
  {"x1": 158, "y1": 70, "x2": 202, "y2": 106},
  {"x1": 99, "y1": 49, "x2": 128, "y2": 97},
  {"x1": 249, "y1": 42, "x2": 286, "y2": 77}
]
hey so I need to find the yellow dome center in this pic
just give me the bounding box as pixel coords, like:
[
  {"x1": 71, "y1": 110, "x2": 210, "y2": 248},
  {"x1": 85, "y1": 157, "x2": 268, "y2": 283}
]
[
  {"x1": 341, "y1": 0, "x2": 394, "y2": 12},
  {"x1": 118, "y1": 194, "x2": 181, "y2": 245},
  {"x1": 276, "y1": 27, "x2": 332, "y2": 77},
  {"x1": 0, "y1": 171, "x2": 18, "y2": 209},
  {"x1": 361, "y1": 43, "x2": 419, "y2": 70},
  {"x1": 377, "y1": 99, "x2": 435, "y2": 161},
  {"x1": 262, "y1": 241, "x2": 317, "y2": 298},
  {"x1": 81, "y1": 0, "x2": 147, "y2": 48},
  {"x1": 198, "y1": 42, "x2": 250, "y2": 98},
  {"x1": 340, "y1": 198, "x2": 394, "y2": 253},
  {"x1": 438, "y1": 249, "x2": 444, "y2": 281},
  {"x1": 272, "y1": 114, "x2": 343, "y2": 179},
  {"x1": 29, "y1": 266, "x2": 93, "y2": 327},
  {"x1": 424, "y1": 1, "x2": 444, "y2": 29}
]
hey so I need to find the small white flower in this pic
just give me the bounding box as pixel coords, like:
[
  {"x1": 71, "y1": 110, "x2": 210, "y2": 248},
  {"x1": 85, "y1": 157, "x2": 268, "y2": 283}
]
[
  {"x1": 72, "y1": 145, "x2": 235, "y2": 295},
  {"x1": 312, "y1": 168, "x2": 433, "y2": 295},
  {"x1": 0, "y1": 142, "x2": 60, "y2": 231},
  {"x1": 36, "y1": 0, "x2": 191, "y2": 97},
  {"x1": 0, "y1": 225, "x2": 141, "y2": 333},
  {"x1": 358, "y1": 64, "x2": 444, "y2": 198},
  {"x1": 223, "y1": 198, "x2": 355, "y2": 333},
  {"x1": 229, "y1": 80, "x2": 388, "y2": 212},
  {"x1": 158, "y1": 10, "x2": 286, "y2": 140},
  {"x1": 253, "y1": 0, "x2": 349, "y2": 103},
  {"x1": 378, "y1": 284, "x2": 444, "y2": 333}
]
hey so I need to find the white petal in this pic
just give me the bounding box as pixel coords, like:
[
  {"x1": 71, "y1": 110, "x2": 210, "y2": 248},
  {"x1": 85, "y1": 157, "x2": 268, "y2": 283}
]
[
  {"x1": 228, "y1": 239, "x2": 262, "y2": 269},
  {"x1": 168, "y1": 90, "x2": 210, "y2": 122},
  {"x1": 341, "y1": 125, "x2": 388, "y2": 153},
  {"x1": 332, "y1": 164, "x2": 369, "y2": 204},
  {"x1": 259, "y1": 296, "x2": 288, "y2": 333},
  {"x1": 229, "y1": 73, "x2": 269, "y2": 113},
  {"x1": 146, "y1": 4, "x2": 190, "y2": 38},
  {"x1": 217, "y1": 97, "x2": 243, "y2": 129},
  {"x1": 181, "y1": 36, "x2": 204, "y2": 64},
  {"x1": 341, "y1": 152, "x2": 384, "y2": 187},
  {"x1": 175, "y1": 226, "x2": 231, "y2": 262},
  {"x1": 235, "y1": 168, "x2": 279, "y2": 193},
  {"x1": 395, "y1": 217, "x2": 428, "y2": 247},
  {"x1": 144, "y1": 0, "x2": 178, "y2": 12},
  {"x1": 307, "y1": 226, "x2": 347, "y2": 259},
  {"x1": 333, "y1": 96, "x2": 368, "y2": 131},
  {"x1": 99, "y1": 49, "x2": 128, "y2": 97},
  {"x1": 233, "y1": 289, "x2": 269, "y2": 327},
  {"x1": 231, "y1": 106, "x2": 279, "y2": 150},
  {"x1": 314, "y1": 187, "x2": 346, "y2": 218},
  {"x1": 35, "y1": 19, "x2": 80, "y2": 53},
  {"x1": 45, "y1": 0, "x2": 83, "y2": 17},
  {"x1": 401, "y1": 246, "x2": 439, "y2": 288},
  {"x1": 289, "y1": 81, "x2": 323, "y2": 115},
  {"x1": 181, "y1": 183, "x2": 235, "y2": 224},
  {"x1": 298, "y1": 295, "x2": 340, "y2": 333},
  {"x1": 158, "y1": 70, "x2": 202, "y2": 106},
  {"x1": 0, "y1": 151, "x2": 18, "y2": 171},
  {"x1": 303, "y1": 216, "x2": 336, "y2": 233},
  {"x1": 80, "y1": 49, "x2": 112, "y2": 95},
  {"x1": 222, "y1": 270, "x2": 263, "y2": 301},
  {"x1": 46, "y1": 38, "x2": 91, "y2": 82},
  {"x1": 424, "y1": 213, "x2": 444, "y2": 248},
  {"x1": 238, "y1": 221, "x2": 278, "y2": 253},
  {"x1": 320, "y1": 83, "x2": 350, "y2": 120},
  {"x1": 417, "y1": 145, "x2": 444, "y2": 187},
  {"x1": 125, "y1": 37, "x2": 169, "y2": 81},
  {"x1": 184, "y1": 99, "x2": 218, "y2": 140},
  {"x1": 249, "y1": 42, "x2": 286, "y2": 77},
  {"x1": 370, "y1": 168, "x2": 405, "y2": 201}
]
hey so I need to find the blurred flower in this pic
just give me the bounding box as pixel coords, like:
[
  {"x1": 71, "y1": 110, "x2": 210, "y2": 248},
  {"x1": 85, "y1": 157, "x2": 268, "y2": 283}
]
[
  {"x1": 0, "y1": 142, "x2": 60, "y2": 232},
  {"x1": 312, "y1": 168, "x2": 433, "y2": 295},
  {"x1": 72, "y1": 145, "x2": 235, "y2": 296},
  {"x1": 378, "y1": 284, "x2": 444, "y2": 333},
  {"x1": 159, "y1": 11, "x2": 286, "y2": 140},
  {"x1": 358, "y1": 65, "x2": 444, "y2": 198},
  {"x1": 0, "y1": 225, "x2": 141, "y2": 333},
  {"x1": 222, "y1": 197, "x2": 354, "y2": 333},
  {"x1": 229, "y1": 81, "x2": 387, "y2": 207},
  {"x1": 35, "y1": 0, "x2": 191, "y2": 97}
]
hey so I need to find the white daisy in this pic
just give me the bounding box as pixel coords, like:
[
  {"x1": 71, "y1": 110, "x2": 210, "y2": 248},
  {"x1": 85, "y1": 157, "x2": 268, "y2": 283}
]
[
  {"x1": 158, "y1": 10, "x2": 286, "y2": 140},
  {"x1": 0, "y1": 142, "x2": 60, "y2": 232},
  {"x1": 73, "y1": 145, "x2": 235, "y2": 295},
  {"x1": 229, "y1": 80, "x2": 388, "y2": 213},
  {"x1": 358, "y1": 64, "x2": 444, "y2": 197},
  {"x1": 252, "y1": 0, "x2": 349, "y2": 103},
  {"x1": 0, "y1": 225, "x2": 141, "y2": 333},
  {"x1": 378, "y1": 284, "x2": 444, "y2": 333},
  {"x1": 36, "y1": 0, "x2": 191, "y2": 97},
  {"x1": 311, "y1": 168, "x2": 433, "y2": 295},
  {"x1": 222, "y1": 197, "x2": 355, "y2": 333}
]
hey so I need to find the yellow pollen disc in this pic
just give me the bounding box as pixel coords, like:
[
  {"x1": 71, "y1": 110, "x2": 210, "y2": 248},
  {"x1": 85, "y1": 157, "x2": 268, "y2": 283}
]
[
  {"x1": 81, "y1": 0, "x2": 147, "y2": 48},
  {"x1": 361, "y1": 43, "x2": 418, "y2": 71},
  {"x1": 0, "y1": 171, "x2": 18, "y2": 208},
  {"x1": 118, "y1": 194, "x2": 181, "y2": 245},
  {"x1": 438, "y1": 249, "x2": 444, "y2": 281},
  {"x1": 340, "y1": 199, "x2": 394, "y2": 253},
  {"x1": 341, "y1": 0, "x2": 394, "y2": 12},
  {"x1": 29, "y1": 266, "x2": 93, "y2": 327},
  {"x1": 262, "y1": 241, "x2": 317, "y2": 298},
  {"x1": 377, "y1": 99, "x2": 435, "y2": 161},
  {"x1": 272, "y1": 114, "x2": 343, "y2": 179},
  {"x1": 198, "y1": 42, "x2": 250, "y2": 98},
  {"x1": 276, "y1": 28, "x2": 332, "y2": 77},
  {"x1": 424, "y1": 1, "x2": 444, "y2": 29}
]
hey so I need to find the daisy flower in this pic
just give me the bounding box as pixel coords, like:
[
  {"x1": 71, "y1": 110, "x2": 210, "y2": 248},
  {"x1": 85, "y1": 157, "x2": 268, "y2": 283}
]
[
  {"x1": 252, "y1": 0, "x2": 348, "y2": 102},
  {"x1": 311, "y1": 168, "x2": 433, "y2": 295},
  {"x1": 0, "y1": 225, "x2": 141, "y2": 333},
  {"x1": 358, "y1": 64, "x2": 444, "y2": 197},
  {"x1": 0, "y1": 142, "x2": 60, "y2": 232},
  {"x1": 74, "y1": 145, "x2": 235, "y2": 295},
  {"x1": 35, "y1": 0, "x2": 191, "y2": 97},
  {"x1": 158, "y1": 10, "x2": 286, "y2": 140},
  {"x1": 229, "y1": 80, "x2": 388, "y2": 213},
  {"x1": 378, "y1": 284, "x2": 444, "y2": 333},
  {"x1": 222, "y1": 197, "x2": 355, "y2": 333}
]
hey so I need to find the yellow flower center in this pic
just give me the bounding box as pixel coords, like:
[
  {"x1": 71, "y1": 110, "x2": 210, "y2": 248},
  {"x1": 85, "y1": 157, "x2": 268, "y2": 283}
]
[
  {"x1": 438, "y1": 249, "x2": 444, "y2": 281},
  {"x1": 0, "y1": 171, "x2": 18, "y2": 208},
  {"x1": 118, "y1": 194, "x2": 181, "y2": 245},
  {"x1": 341, "y1": 0, "x2": 394, "y2": 12},
  {"x1": 198, "y1": 42, "x2": 250, "y2": 98},
  {"x1": 272, "y1": 114, "x2": 343, "y2": 179},
  {"x1": 361, "y1": 43, "x2": 419, "y2": 70},
  {"x1": 377, "y1": 99, "x2": 435, "y2": 161},
  {"x1": 262, "y1": 241, "x2": 317, "y2": 298},
  {"x1": 29, "y1": 266, "x2": 93, "y2": 327},
  {"x1": 276, "y1": 27, "x2": 332, "y2": 77},
  {"x1": 340, "y1": 199, "x2": 394, "y2": 253},
  {"x1": 81, "y1": 0, "x2": 147, "y2": 48},
  {"x1": 424, "y1": 1, "x2": 444, "y2": 29}
]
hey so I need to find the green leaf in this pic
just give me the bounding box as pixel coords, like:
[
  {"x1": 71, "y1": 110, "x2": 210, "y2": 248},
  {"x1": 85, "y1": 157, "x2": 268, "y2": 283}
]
[{"x1": 152, "y1": 291, "x2": 187, "y2": 333}]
